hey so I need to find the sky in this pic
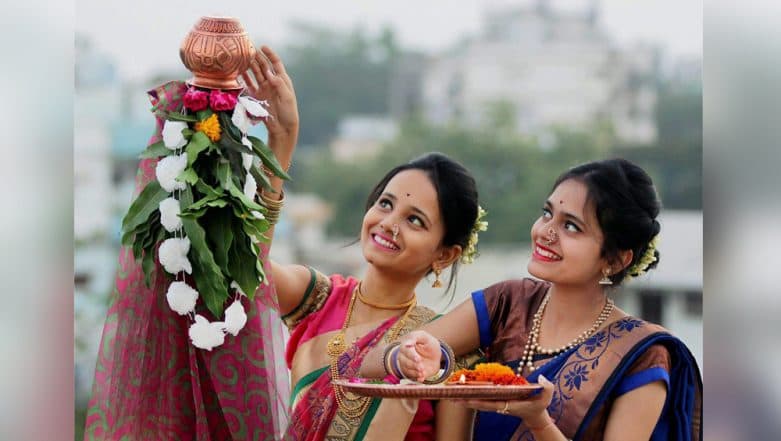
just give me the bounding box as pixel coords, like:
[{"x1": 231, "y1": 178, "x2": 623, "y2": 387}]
[{"x1": 76, "y1": 0, "x2": 702, "y2": 82}]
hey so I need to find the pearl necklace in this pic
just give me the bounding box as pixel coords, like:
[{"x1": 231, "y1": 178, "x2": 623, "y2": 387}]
[{"x1": 518, "y1": 292, "x2": 614, "y2": 374}]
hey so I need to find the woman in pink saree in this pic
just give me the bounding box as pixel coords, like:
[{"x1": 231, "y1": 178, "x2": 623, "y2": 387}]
[{"x1": 85, "y1": 45, "x2": 483, "y2": 440}]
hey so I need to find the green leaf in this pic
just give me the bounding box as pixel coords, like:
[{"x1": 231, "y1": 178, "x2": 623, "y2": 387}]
[
  {"x1": 218, "y1": 133, "x2": 253, "y2": 155},
  {"x1": 186, "y1": 131, "x2": 211, "y2": 166},
  {"x1": 216, "y1": 161, "x2": 232, "y2": 190},
  {"x1": 139, "y1": 140, "x2": 174, "y2": 159},
  {"x1": 162, "y1": 111, "x2": 198, "y2": 122},
  {"x1": 248, "y1": 135, "x2": 291, "y2": 180},
  {"x1": 177, "y1": 168, "x2": 198, "y2": 186},
  {"x1": 218, "y1": 111, "x2": 244, "y2": 144},
  {"x1": 204, "y1": 208, "x2": 234, "y2": 270},
  {"x1": 226, "y1": 180, "x2": 264, "y2": 211},
  {"x1": 142, "y1": 247, "x2": 156, "y2": 287},
  {"x1": 121, "y1": 181, "x2": 169, "y2": 234},
  {"x1": 180, "y1": 188, "x2": 229, "y2": 317},
  {"x1": 227, "y1": 221, "x2": 261, "y2": 300},
  {"x1": 249, "y1": 164, "x2": 273, "y2": 193},
  {"x1": 196, "y1": 109, "x2": 214, "y2": 121},
  {"x1": 195, "y1": 180, "x2": 224, "y2": 199},
  {"x1": 182, "y1": 128, "x2": 194, "y2": 138}
]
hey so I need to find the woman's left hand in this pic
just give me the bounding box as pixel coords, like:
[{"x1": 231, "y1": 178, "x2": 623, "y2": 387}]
[
  {"x1": 241, "y1": 45, "x2": 299, "y2": 156},
  {"x1": 456, "y1": 374, "x2": 556, "y2": 428}
]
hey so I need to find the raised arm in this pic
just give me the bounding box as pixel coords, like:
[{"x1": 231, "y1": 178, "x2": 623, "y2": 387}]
[{"x1": 241, "y1": 46, "x2": 311, "y2": 313}]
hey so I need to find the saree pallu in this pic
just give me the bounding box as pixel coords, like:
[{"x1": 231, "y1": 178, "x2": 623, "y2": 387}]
[
  {"x1": 83, "y1": 81, "x2": 290, "y2": 440},
  {"x1": 471, "y1": 279, "x2": 702, "y2": 441},
  {"x1": 282, "y1": 272, "x2": 437, "y2": 441}
]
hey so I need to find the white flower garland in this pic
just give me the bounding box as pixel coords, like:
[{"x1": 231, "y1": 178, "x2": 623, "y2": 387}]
[{"x1": 155, "y1": 98, "x2": 269, "y2": 350}]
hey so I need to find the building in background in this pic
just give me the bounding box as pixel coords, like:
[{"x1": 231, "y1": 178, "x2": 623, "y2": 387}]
[{"x1": 416, "y1": 0, "x2": 659, "y2": 144}]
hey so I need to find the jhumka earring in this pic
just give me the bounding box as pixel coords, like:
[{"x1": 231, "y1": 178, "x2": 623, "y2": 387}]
[
  {"x1": 432, "y1": 267, "x2": 443, "y2": 288},
  {"x1": 598, "y1": 268, "x2": 613, "y2": 286},
  {"x1": 392, "y1": 224, "x2": 400, "y2": 242}
]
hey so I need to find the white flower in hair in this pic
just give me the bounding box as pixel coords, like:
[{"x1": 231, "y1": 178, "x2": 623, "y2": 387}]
[
  {"x1": 162, "y1": 120, "x2": 187, "y2": 150},
  {"x1": 243, "y1": 173, "x2": 257, "y2": 200},
  {"x1": 159, "y1": 197, "x2": 182, "y2": 232},
  {"x1": 239, "y1": 96, "x2": 270, "y2": 118},
  {"x1": 223, "y1": 300, "x2": 248, "y2": 336},
  {"x1": 231, "y1": 101, "x2": 251, "y2": 134},
  {"x1": 158, "y1": 237, "x2": 192, "y2": 274},
  {"x1": 165, "y1": 281, "x2": 199, "y2": 315},
  {"x1": 230, "y1": 281, "x2": 248, "y2": 297},
  {"x1": 189, "y1": 315, "x2": 226, "y2": 350},
  {"x1": 155, "y1": 154, "x2": 188, "y2": 192}
]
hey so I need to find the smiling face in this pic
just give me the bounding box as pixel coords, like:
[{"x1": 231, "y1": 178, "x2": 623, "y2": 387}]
[
  {"x1": 527, "y1": 178, "x2": 610, "y2": 287},
  {"x1": 360, "y1": 169, "x2": 454, "y2": 279}
]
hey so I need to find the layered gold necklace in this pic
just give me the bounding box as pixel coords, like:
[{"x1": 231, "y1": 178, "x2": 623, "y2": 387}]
[
  {"x1": 326, "y1": 283, "x2": 416, "y2": 417},
  {"x1": 518, "y1": 292, "x2": 614, "y2": 375}
]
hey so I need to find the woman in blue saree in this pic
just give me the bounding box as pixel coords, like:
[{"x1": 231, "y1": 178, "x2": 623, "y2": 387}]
[{"x1": 362, "y1": 158, "x2": 702, "y2": 440}]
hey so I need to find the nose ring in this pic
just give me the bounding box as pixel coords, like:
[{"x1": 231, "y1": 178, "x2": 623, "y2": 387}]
[
  {"x1": 392, "y1": 224, "x2": 400, "y2": 242},
  {"x1": 545, "y1": 227, "x2": 557, "y2": 246}
]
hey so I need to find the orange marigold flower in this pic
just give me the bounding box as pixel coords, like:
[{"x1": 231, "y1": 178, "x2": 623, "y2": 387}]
[
  {"x1": 195, "y1": 113, "x2": 221, "y2": 142},
  {"x1": 447, "y1": 363, "x2": 529, "y2": 385}
]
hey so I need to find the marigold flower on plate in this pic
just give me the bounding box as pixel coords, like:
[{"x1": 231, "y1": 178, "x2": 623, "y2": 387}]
[{"x1": 195, "y1": 113, "x2": 221, "y2": 142}]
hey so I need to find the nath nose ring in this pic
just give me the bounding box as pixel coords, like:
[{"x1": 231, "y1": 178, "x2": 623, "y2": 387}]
[
  {"x1": 545, "y1": 227, "x2": 558, "y2": 246},
  {"x1": 392, "y1": 224, "x2": 400, "y2": 242}
]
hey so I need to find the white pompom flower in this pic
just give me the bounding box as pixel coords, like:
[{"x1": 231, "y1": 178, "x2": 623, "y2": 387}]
[
  {"x1": 165, "y1": 281, "x2": 199, "y2": 315},
  {"x1": 243, "y1": 173, "x2": 257, "y2": 200},
  {"x1": 223, "y1": 300, "x2": 248, "y2": 336},
  {"x1": 239, "y1": 96, "x2": 270, "y2": 118},
  {"x1": 155, "y1": 154, "x2": 188, "y2": 193},
  {"x1": 158, "y1": 237, "x2": 192, "y2": 274},
  {"x1": 188, "y1": 315, "x2": 226, "y2": 350},
  {"x1": 231, "y1": 101, "x2": 252, "y2": 134},
  {"x1": 162, "y1": 120, "x2": 187, "y2": 150},
  {"x1": 159, "y1": 197, "x2": 182, "y2": 232}
]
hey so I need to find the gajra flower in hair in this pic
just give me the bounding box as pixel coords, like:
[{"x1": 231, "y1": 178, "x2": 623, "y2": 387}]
[{"x1": 461, "y1": 206, "x2": 488, "y2": 264}]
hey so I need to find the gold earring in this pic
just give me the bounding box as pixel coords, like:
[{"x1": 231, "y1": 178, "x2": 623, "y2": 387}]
[
  {"x1": 432, "y1": 267, "x2": 443, "y2": 288},
  {"x1": 598, "y1": 268, "x2": 613, "y2": 286}
]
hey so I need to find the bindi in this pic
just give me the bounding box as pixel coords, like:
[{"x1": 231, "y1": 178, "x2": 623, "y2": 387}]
[{"x1": 406, "y1": 193, "x2": 411, "y2": 197}]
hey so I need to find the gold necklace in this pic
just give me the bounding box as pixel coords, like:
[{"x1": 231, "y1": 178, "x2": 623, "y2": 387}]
[
  {"x1": 327, "y1": 284, "x2": 417, "y2": 418},
  {"x1": 356, "y1": 282, "x2": 416, "y2": 310},
  {"x1": 518, "y1": 292, "x2": 614, "y2": 375}
]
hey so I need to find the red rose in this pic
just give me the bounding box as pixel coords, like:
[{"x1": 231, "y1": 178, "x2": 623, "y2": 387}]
[
  {"x1": 209, "y1": 90, "x2": 238, "y2": 111},
  {"x1": 183, "y1": 87, "x2": 209, "y2": 111}
]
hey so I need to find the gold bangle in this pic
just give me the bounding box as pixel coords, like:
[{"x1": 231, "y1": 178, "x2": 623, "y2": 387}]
[{"x1": 259, "y1": 189, "x2": 285, "y2": 208}]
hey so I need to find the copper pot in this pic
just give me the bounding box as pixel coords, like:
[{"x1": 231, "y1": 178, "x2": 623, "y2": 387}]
[{"x1": 179, "y1": 16, "x2": 256, "y2": 90}]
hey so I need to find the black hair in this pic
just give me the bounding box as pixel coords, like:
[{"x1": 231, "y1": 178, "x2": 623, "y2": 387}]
[
  {"x1": 553, "y1": 158, "x2": 661, "y2": 286},
  {"x1": 365, "y1": 152, "x2": 479, "y2": 295}
]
